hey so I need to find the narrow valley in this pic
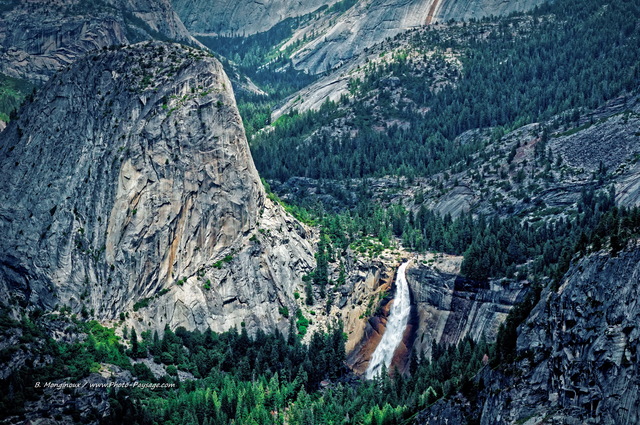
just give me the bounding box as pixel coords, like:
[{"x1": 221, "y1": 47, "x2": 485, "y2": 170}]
[{"x1": 0, "y1": 0, "x2": 639, "y2": 424}]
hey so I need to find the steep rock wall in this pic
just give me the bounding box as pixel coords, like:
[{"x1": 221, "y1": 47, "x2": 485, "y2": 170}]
[
  {"x1": 171, "y1": 0, "x2": 337, "y2": 36},
  {"x1": 345, "y1": 260, "x2": 419, "y2": 377},
  {"x1": 289, "y1": 0, "x2": 437, "y2": 74},
  {"x1": 171, "y1": 0, "x2": 551, "y2": 76},
  {"x1": 406, "y1": 264, "x2": 525, "y2": 358},
  {"x1": 478, "y1": 247, "x2": 640, "y2": 424},
  {"x1": 0, "y1": 42, "x2": 315, "y2": 335},
  {"x1": 433, "y1": 0, "x2": 552, "y2": 24},
  {"x1": 288, "y1": 0, "x2": 550, "y2": 75},
  {"x1": 0, "y1": 0, "x2": 195, "y2": 84},
  {"x1": 414, "y1": 247, "x2": 640, "y2": 424}
]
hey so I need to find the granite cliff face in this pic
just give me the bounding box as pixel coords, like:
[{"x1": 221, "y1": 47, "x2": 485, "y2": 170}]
[
  {"x1": 188, "y1": 0, "x2": 549, "y2": 76},
  {"x1": 433, "y1": 0, "x2": 554, "y2": 24},
  {"x1": 171, "y1": 0, "x2": 550, "y2": 76},
  {"x1": 474, "y1": 247, "x2": 640, "y2": 424},
  {"x1": 406, "y1": 262, "x2": 524, "y2": 357},
  {"x1": 288, "y1": 0, "x2": 552, "y2": 75},
  {"x1": 413, "y1": 246, "x2": 640, "y2": 425},
  {"x1": 339, "y1": 254, "x2": 524, "y2": 376},
  {"x1": 171, "y1": 0, "x2": 337, "y2": 36},
  {"x1": 0, "y1": 0, "x2": 195, "y2": 84},
  {"x1": 287, "y1": 0, "x2": 438, "y2": 74},
  {"x1": 0, "y1": 42, "x2": 315, "y2": 334}
]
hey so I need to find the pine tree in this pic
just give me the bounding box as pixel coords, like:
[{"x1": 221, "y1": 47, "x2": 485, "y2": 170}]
[{"x1": 129, "y1": 328, "x2": 139, "y2": 358}]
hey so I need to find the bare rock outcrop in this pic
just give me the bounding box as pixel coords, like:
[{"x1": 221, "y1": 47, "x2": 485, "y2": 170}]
[
  {"x1": 0, "y1": 42, "x2": 315, "y2": 335},
  {"x1": 477, "y1": 247, "x2": 640, "y2": 424},
  {"x1": 288, "y1": 0, "x2": 437, "y2": 74},
  {"x1": 433, "y1": 0, "x2": 553, "y2": 24},
  {"x1": 406, "y1": 263, "x2": 525, "y2": 358},
  {"x1": 414, "y1": 247, "x2": 640, "y2": 424},
  {"x1": 286, "y1": 0, "x2": 550, "y2": 75},
  {"x1": 171, "y1": 0, "x2": 337, "y2": 36},
  {"x1": 0, "y1": 0, "x2": 196, "y2": 84},
  {"x1": 344, "y1": 263, "x2": 395, "y2": 374},
  {"x1": 171, "y1": 0, "x2": 550, "y2": 77}
]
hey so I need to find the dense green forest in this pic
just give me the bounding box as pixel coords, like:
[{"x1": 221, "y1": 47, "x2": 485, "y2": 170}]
[
  {"x1": 230, "y1": 0, "x2": 640, "y2": 287},
  {"x1": 1, "y1": 311, "x2": 490, "y2": 425},
  {"x1": 3, "y1": 0, "x2": 640, "y2": 423},
  {"x1": 3, "y1": 191, "x2": 639, "y2": 423},
  {"x1": 249, "y1": 0, "x2": 640, "y2": 180},
  {"x1": 4, "y1": 186, "x2": 639, "y2": 424},
  {"x1": 305, "y1": 186, "x2": 640, "y2": 285}
]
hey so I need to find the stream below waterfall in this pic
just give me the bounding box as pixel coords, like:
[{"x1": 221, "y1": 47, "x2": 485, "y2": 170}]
[{"x1": 365, "y1": 262, "x2": 411, "y2": 379}]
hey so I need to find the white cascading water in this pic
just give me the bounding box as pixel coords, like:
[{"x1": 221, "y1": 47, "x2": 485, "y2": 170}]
[{"x1": 366, "y1": 262, "x2": 411, "y2": 379}]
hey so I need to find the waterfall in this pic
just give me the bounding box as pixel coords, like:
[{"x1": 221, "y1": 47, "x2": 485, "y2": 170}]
[{"x1": 366, "y1": 262, "x2": 411, "y2": 379}]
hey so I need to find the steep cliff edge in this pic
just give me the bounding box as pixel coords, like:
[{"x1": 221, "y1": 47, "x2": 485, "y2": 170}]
[
  {"x1": 406, "y1": 261, "x2": 525, "y2": 357},
  {"x1": 414, "y1": 246, "x2": 640, "y2": 424},
  {"x1": 171, "y1": 0, "x2": 550, "y2": 77},
  {"x1": 0, "y1": 41, "x2": 315, "y2": 335},
  {"x1": 476, "y1": 247, "x2": 640, "y2": 424},
  {"x1": 0, "y1": 0, "x2": 195, "y2": 84},
  {"x1": 287, "y1": 0, "x2": 438, "y2": 74}
]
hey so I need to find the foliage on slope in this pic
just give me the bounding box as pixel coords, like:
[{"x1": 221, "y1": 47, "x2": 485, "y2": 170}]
[
  {"x1": 250, "y1": 0, "x2": 640, "y2": 180},
  {"x1": 1, "y1": 310, "x2": 493, "y2": 425},
  {"x1": 0, "y1": 73, "x2": 35, "y2": 122}
]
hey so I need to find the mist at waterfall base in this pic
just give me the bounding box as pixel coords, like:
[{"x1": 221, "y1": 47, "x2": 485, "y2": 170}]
[{"x1": 365, "y1": 262, "x2": 411, "y2": 379}]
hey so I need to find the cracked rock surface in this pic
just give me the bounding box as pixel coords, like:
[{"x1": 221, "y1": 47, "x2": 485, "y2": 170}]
[
  {"x1": 414, "y1": 247, "x2": 640, "y2": 424},
  {"x1": 481, "y1": 247, "x2": 640, "y2": 425},
  {"x1": 0, "y1": 0, "x2": 195, "y2": 84},
  {"x1": 0, "y1": 41, "x2": 315, "y2": 335}
]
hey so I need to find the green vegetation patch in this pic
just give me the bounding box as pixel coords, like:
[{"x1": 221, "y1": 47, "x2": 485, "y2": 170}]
[
  {"x1": 251, "y1": 0, "x2": 640, "y2": 181},
  {"x1": 0, "y1": 73, "x2": 35, "y2": 122}
]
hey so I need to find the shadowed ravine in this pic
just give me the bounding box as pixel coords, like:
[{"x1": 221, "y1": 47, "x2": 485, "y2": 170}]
[{"x1": 366, "y1": 262, "x2": 412, "y2": 379}]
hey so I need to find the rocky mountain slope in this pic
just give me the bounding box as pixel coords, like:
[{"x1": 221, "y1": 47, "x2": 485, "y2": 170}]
[
  {"x1": 264, "y1": 64, "x2": 640, "y2": 384},
  {"x1": 406, "y1": 260, "x2": 524, "y2": 356},
  {"x1": 0, "y1": 0, "x2": 195, "y2": 84},
  {"x1": 173, "y1": 0, "x2": 549, "y2": 77},
  {"x1": 0, "y1": 1, "x2": 638, "y2": 423},
  {"x1": 270, "y1": 95, "x2": 640, "y2": 228},
  {"x1": 415, "y1": 245, "x2": 640, "y2": 425},
  {"x1": 396, "y1": 96, "x2": 640, "y2": 218},
  {"x1": 0, "y1": 41, "x2": 315, "y2": 335},
  {"x1": 433, "y1": 0, "x2": 554, "y2": 24},
  {"x1": 483, "y1": 246, "x2": 640, "y2": 424},
  {"x1": 285, "y1": 0, "x2": 548, "y2": 75},
  {"x1": 171, "y1": 0, "x2": 338, "y2": 36}
]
